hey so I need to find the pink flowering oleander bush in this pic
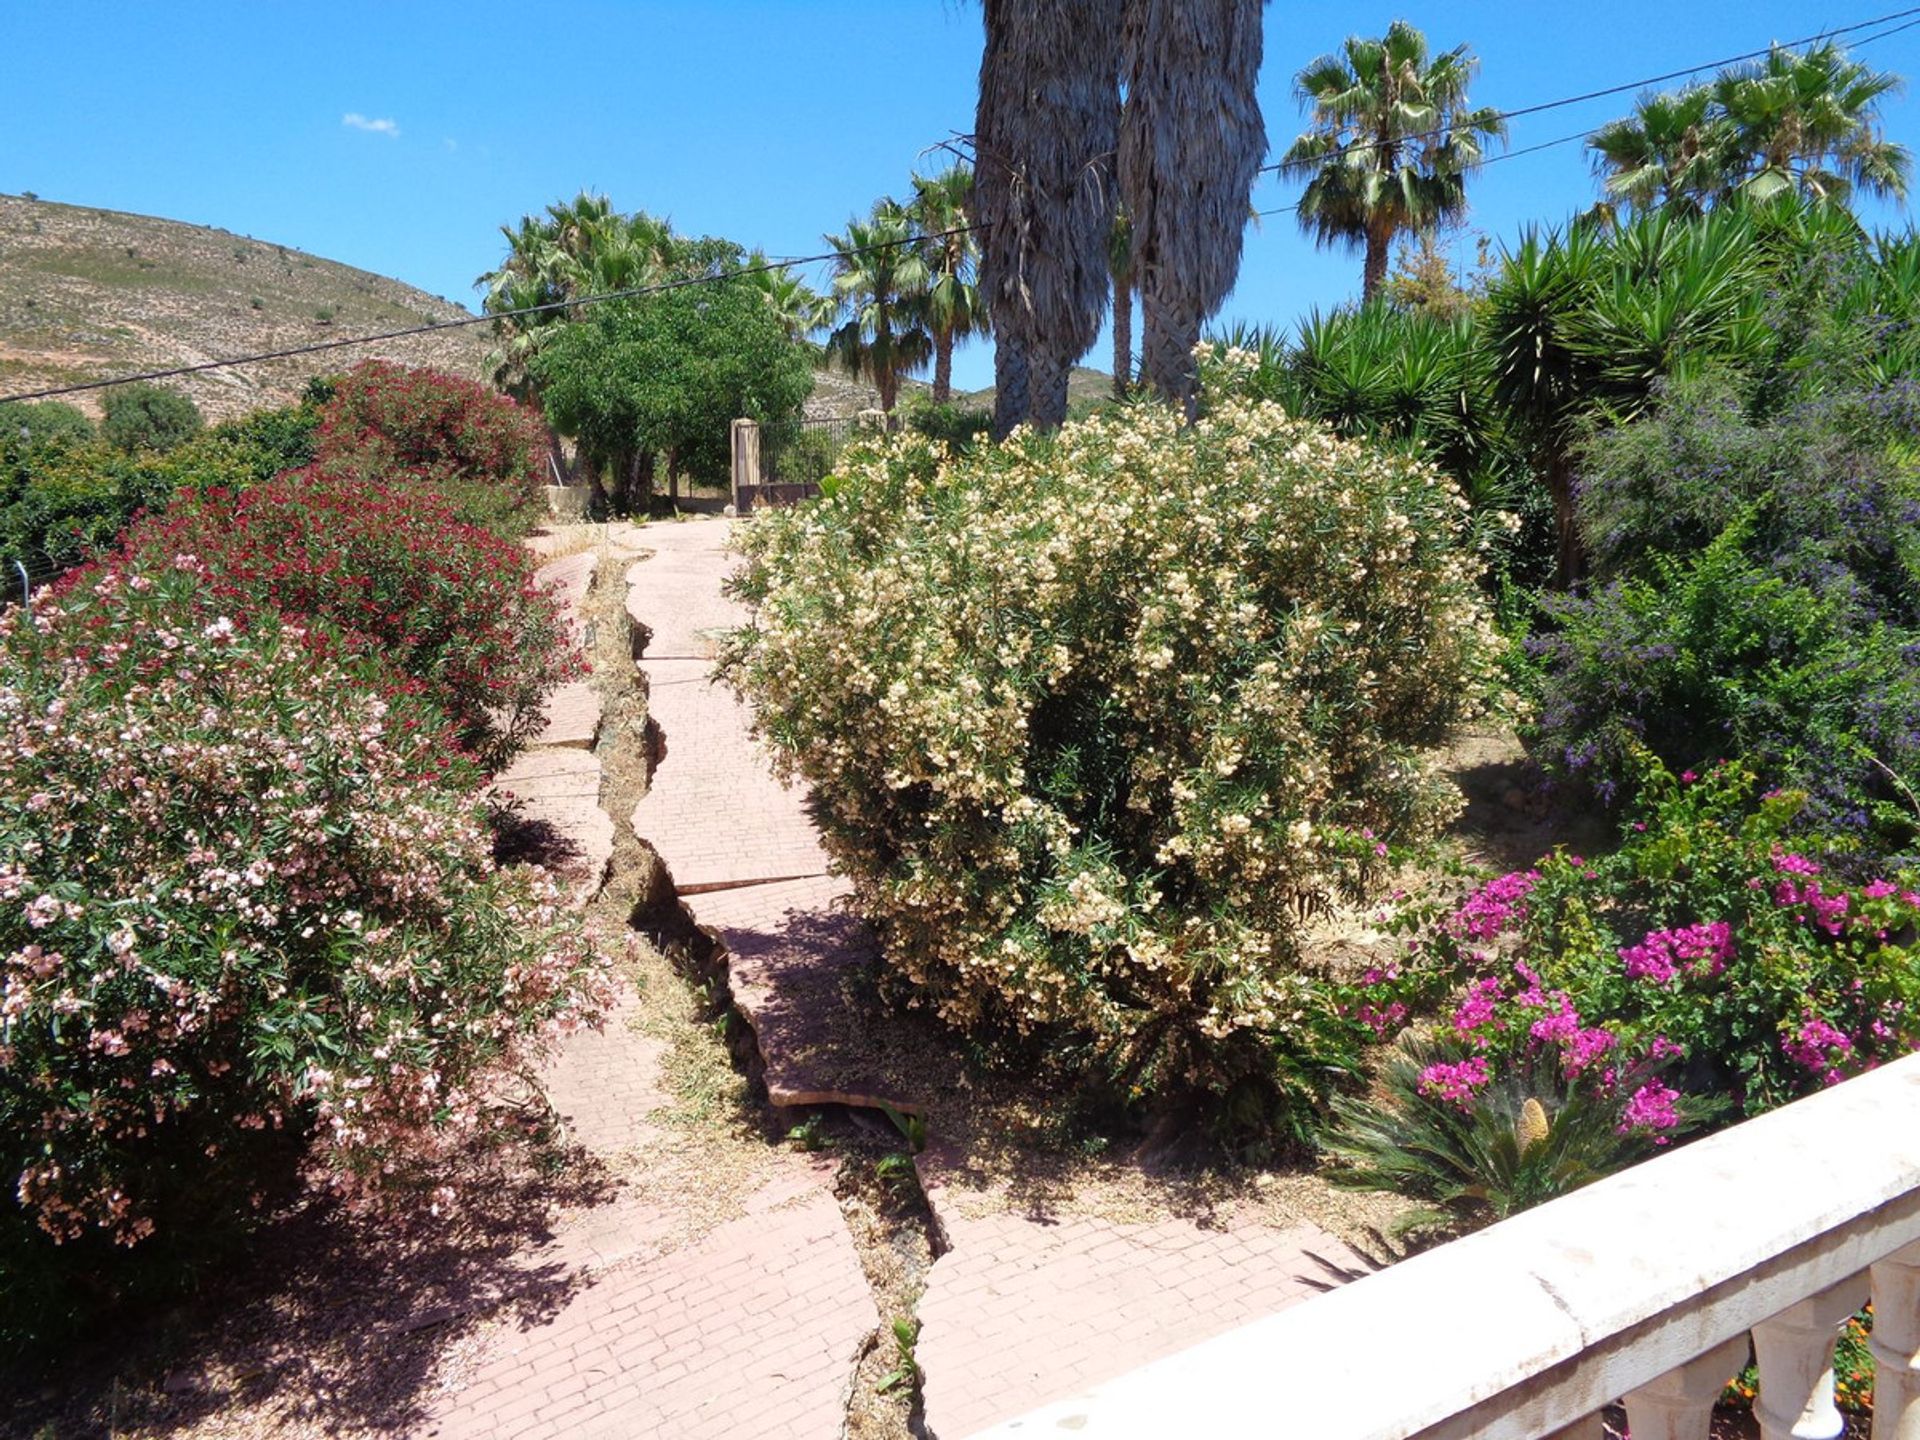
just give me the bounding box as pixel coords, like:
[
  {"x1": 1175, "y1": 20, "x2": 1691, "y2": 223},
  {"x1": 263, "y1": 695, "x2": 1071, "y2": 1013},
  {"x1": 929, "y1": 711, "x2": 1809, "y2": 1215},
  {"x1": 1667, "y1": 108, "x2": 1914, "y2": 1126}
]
[
  {"x1": 107, "y1": 469, "x2": 583, "y2": 771},
  {"x1": 1336, "y1": 755, "x2": 1920, "y2": 1223},
  {"x1": 724, "y1": 352, "x2": 1501, "y2": 1142},
  {"x1": 0, "y1": 557, "x2": 611, "y2": 1348}
]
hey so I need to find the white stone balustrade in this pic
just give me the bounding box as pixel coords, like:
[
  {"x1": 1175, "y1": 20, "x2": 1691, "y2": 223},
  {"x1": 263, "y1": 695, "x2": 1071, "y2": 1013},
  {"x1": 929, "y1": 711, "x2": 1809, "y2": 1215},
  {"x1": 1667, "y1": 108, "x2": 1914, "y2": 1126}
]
[{"x1": 966, "y1": 1052, "x2": 1920, "y2": 1440}]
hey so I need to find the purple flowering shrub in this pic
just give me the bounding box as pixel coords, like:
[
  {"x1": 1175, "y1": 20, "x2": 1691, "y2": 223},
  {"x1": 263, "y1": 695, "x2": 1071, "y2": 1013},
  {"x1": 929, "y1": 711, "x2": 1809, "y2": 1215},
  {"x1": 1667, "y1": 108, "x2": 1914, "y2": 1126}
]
[
  {"x1": 1531, "y1": 376, "x2": 1920, "y2": 843},
  {"x1": 0, "y1": 556, "x2": 612, "y2": 1345}
]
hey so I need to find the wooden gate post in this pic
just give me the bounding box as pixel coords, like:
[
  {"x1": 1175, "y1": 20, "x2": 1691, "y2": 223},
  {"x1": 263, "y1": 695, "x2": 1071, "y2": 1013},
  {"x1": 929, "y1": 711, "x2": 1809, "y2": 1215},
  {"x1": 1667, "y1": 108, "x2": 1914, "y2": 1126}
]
[{"x1": 730, "y1": 418, "x2": 761, "y2": 515}]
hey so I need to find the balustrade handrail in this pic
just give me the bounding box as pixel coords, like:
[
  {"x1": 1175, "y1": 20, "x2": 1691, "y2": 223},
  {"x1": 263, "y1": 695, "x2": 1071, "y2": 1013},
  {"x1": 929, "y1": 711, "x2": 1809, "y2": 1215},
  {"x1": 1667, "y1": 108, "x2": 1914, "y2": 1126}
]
[{"x1": 966, "y1": 1051, "x2": 1920, "y2": 1439}]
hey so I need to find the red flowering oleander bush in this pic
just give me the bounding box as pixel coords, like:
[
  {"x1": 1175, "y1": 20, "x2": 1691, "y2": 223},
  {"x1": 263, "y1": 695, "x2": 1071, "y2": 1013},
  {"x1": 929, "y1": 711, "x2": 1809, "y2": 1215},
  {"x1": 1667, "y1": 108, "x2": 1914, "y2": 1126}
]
[
  {"x1": 313, "y1": 360, "x2": 547, "y2": 533},
  {"x1": 0, "y1": 557, "x2": 612, "y2": 1349},
  {"x1": 1332, "y1": 755, "x2": 1920, "y2": 1230},
  {"x1": 110, "y1": 469, "x2": 582, "y2": 771},
  {"x1": 725, "y1": 350, "x2": 1501, "y2": 1143}
]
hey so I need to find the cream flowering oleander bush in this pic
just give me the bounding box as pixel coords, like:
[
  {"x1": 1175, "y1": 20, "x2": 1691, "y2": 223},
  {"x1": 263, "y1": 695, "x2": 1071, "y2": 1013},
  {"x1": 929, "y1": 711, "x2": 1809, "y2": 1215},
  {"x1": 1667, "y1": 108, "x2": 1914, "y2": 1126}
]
[
  {"x1": 0, "y1": 556, "x2": 612, "y2": 1346},
  {"x1": 724, "y1": 353, "x2": 1501, "y2": 1138}
]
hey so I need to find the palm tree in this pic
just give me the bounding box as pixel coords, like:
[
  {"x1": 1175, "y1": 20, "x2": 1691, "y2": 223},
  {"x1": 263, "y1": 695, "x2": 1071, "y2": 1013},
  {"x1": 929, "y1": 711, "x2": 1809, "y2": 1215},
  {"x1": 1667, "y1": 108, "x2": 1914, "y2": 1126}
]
[
  {"x1": 973, "y1": 0, "x2": 1122, "y2": 435},
  {"x1": 743, "y1": 258, "x2": 834, "y2": 347},
  {"x1": 1714, "y1": 42, "x2": 1910, "y2": 208},
  {"x1": 475, "y1": 195, "x2": 682, "y2": 496},
  {"x1": 1482, "y1": 208, "x2": 1774, "y2": 585},
  {"x1": 1587, "y1": 86, "x2": 1732, "y2": 220},
  {"x1": 906, "y1": 167, "x2": 990, "y2": 403},
  {"x1": 1279, "y1": 21, "x2": 1506, "y2": 302},
  {"x1": 1119, "y1": 0, "x2": 1268, "y2": 415},
  {"x1": 823, "y1": 202, "x2": 934, "y2": 414}
]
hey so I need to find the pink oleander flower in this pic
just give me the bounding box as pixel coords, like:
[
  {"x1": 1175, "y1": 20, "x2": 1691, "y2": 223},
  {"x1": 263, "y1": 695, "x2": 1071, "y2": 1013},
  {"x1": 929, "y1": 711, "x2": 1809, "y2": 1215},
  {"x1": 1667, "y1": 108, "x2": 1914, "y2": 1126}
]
[
  {"x1": 1772, "y1": 850, "x2": 1822, "y2": 877},
  {"x1": 1417, "y1": 1055, "x2": 1491, "y2": 1107},
  {"x1": 1527, "y1": 991, "x2": 1582, "y2": 1046},
  {"x1": 1561, "y1": 1026, "x2": 1618, "y2": 1077},
  {"x1": 1450, "y1": 976, "x2": 1505, "y2": 1038},
  {"x1": 1357, "y1": 1000, "x2": 1407, "y2": 1038}
]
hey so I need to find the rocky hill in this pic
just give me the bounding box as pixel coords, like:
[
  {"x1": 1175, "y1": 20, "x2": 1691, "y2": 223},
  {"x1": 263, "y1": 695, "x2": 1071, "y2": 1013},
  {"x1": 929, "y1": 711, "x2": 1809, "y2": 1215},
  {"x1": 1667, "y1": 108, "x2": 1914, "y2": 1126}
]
[{"x1": 0, "y1": 194, "x2": 492, "y2": 422}]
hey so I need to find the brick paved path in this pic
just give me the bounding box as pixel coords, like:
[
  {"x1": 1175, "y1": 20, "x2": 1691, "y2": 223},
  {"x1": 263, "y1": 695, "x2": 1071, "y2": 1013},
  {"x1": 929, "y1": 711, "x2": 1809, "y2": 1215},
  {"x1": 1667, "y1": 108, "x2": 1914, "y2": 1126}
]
[
  {"x1": 913, "y1": 1145, "x2": 1366, "y2": 1439},
  {"x1": 426, "y1": 525, "x2": 878, "y2": 1440},
  {"x1": 502, "y1": 518, "x2": 1362, "y2": 1440},
  {"x1": 625, "y1": 522, "x2": 905, "y2": 1114}
]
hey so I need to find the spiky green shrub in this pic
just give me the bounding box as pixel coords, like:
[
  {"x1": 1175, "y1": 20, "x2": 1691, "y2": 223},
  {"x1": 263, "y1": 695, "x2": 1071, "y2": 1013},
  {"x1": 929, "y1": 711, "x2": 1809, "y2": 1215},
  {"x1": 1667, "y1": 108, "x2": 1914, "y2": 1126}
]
[{"x1": 725, "y1": 356, "x2": 1499, "y2": 1137}]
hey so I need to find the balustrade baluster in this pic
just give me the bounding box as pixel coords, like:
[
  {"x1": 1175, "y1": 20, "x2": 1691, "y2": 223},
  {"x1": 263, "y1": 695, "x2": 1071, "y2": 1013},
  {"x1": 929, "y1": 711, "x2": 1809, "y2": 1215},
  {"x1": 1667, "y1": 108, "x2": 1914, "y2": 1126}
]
[
  {"x1": 1621, "y1": 1334, "x2": 1751, "y2": 1440},
  {"x1": 1753, "y1": 1274, "x2": 1871, "y2": 1440},
  {"x1": 1872, "y1": 1239, "x2": 1920, "y2": 1440}
]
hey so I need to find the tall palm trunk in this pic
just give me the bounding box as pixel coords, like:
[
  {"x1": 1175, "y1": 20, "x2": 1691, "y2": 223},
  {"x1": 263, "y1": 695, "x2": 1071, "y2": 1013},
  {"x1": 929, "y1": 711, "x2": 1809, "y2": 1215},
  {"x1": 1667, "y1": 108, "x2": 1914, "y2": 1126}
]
[
  {"x1": 1112, "y1": 260, "x2": 1133, "y2": 399},
  {"x1": 992, "y1": 330, "x2": 1031, "y2": 439},
  {"x1": 1030, "y1": 347, "x2": 1071, "y2": 428},
  {"x1": 976, "y1": 0, "x2": 1122, "y2": 435},
  {"x1": 1137, "y1": 287, "x2": 1201, "y2": 419},
  {"x1": 933, "y1": 329, "x2": 955, "y2": 403},
  {"x1": 1121, "y1": 0, "x2": 1267, "y2": 418},
  {"x1": 1363, "y1": 224, "x2": 1392, "y2": 301}
]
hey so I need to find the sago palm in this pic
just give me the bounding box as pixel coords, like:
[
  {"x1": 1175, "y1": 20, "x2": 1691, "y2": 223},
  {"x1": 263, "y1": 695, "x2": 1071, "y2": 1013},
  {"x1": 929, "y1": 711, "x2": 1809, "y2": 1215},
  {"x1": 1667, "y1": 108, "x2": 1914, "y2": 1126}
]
[{"x1": 1280, "y1": 21, "x2": 1506, "y2": 301}]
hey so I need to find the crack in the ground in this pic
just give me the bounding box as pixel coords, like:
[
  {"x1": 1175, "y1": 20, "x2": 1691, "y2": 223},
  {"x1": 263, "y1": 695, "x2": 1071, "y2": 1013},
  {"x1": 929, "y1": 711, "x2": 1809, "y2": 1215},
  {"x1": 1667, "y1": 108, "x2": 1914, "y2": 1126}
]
[{"x1": 618, "y1": 532, "x2": 937, "y2": 1440}]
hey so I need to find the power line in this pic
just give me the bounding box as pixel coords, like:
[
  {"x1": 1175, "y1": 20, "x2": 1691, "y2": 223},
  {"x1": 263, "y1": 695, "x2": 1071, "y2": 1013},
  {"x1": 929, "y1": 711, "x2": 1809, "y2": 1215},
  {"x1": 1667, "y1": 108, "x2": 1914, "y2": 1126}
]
[
  {"x1": 9, "y1": 7, "x2": 1918, "y2": 406},
  {"x1": 1258, "y1": 4, "x2": 1920, "y2": 174},
  {"x1": 0, "y1": 225, "x2": 986, "y2": 407},
  {"x1": 1254, "y1": 125, "x2": 1598, "y2": 218}
]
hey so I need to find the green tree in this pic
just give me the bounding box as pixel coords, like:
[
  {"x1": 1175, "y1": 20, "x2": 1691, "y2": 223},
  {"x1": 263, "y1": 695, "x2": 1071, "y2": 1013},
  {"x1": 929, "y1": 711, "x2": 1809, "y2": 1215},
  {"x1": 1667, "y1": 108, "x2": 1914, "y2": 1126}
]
[
  {"x1": 1280, "y1": 20, "x2": 1506, "y2": 302},
  {"x1": 741, "y1": 258, "x2": 834, "y2": 345},
  {"x1": 531, "y1": 276, "x2": 813, "y2": 513},
  {"x1": 100, "y1": 383, "x2": 203, "y2": 454},
  {"x1": 1481, "y1": 207, "x2": 1774, "y2": 584},
  {"x1": 907, "y1": 166, "x2": 989, "y2": 403},
  {"x1": 823, "y1": 202, "x2": 933, "y2": 415},
  {"x1": 0, "y1": 400, "x2": 95, "y2": 448}
]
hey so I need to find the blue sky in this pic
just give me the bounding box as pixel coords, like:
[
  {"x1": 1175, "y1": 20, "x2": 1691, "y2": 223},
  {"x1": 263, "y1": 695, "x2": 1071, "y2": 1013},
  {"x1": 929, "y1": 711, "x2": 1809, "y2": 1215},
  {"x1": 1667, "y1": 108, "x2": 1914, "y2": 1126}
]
[{"x1": 4, "y1": 1, "x2": 1916, "y2": 394}]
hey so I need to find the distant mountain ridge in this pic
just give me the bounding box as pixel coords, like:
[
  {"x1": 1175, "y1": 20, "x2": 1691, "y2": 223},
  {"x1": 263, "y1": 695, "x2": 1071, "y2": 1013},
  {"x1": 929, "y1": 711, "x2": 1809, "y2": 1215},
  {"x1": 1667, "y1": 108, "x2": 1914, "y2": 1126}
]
[{"x1": 0, "y1": 194, "x2": 492, "y2": 422}]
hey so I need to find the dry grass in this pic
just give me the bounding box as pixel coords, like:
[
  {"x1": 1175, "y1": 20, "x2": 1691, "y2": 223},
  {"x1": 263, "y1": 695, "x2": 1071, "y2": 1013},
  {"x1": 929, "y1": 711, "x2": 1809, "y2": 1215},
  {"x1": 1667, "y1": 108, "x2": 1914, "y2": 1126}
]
[{"x1": 0, "y1": 195, "x2": 491, "y2": 422}]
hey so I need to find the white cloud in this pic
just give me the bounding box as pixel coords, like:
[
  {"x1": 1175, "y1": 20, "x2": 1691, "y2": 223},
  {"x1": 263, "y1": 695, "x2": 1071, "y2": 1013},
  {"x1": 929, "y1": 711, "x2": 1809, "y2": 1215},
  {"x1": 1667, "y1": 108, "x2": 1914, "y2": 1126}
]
[{"x1": 342, "y1": 113, "x2": 400, "y2": 138}]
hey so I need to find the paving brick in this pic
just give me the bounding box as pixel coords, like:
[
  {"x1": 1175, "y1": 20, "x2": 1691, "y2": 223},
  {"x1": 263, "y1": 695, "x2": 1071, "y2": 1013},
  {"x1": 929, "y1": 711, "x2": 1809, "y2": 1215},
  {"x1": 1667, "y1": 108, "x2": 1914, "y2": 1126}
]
[{"x1": 912, "y1": 1149, "x2": 1366, "y2": 1439}]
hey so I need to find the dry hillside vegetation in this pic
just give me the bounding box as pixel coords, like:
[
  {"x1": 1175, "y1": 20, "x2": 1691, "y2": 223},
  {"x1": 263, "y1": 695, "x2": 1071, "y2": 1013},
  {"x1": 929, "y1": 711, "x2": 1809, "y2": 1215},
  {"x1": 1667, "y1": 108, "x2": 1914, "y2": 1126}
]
[{"x1": 0, "y1": 194, "x2": 491, "y2": 421}]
